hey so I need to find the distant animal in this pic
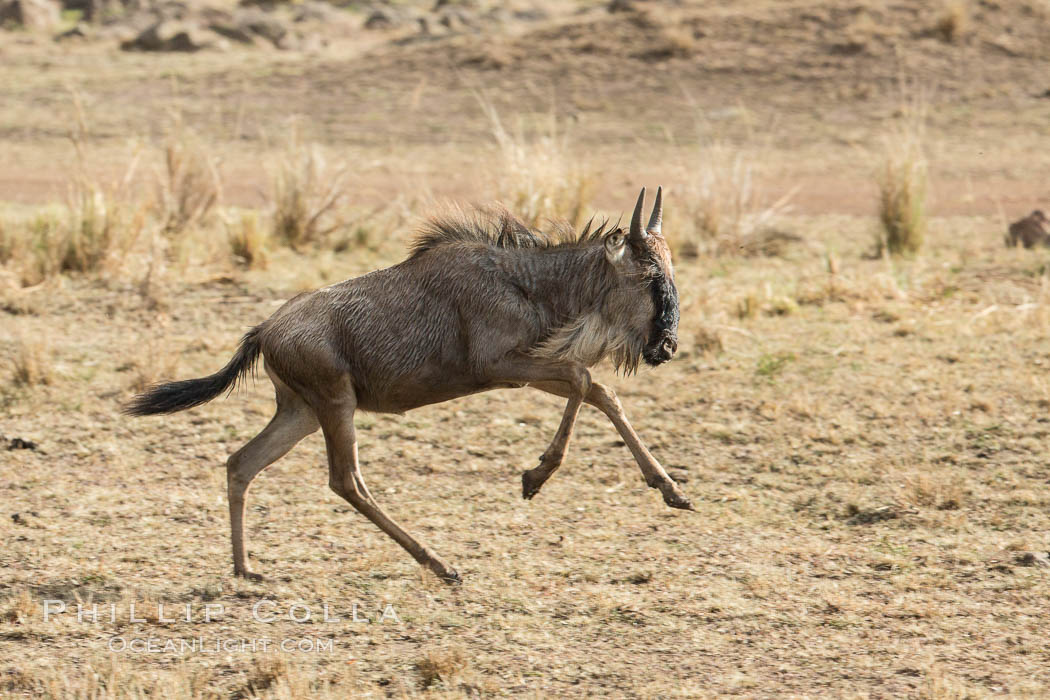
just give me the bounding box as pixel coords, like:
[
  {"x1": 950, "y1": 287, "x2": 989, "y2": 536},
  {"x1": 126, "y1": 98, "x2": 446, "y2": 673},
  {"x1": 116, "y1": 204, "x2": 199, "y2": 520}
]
[
  {"x1": 1006, "y1": 210, "x2": 1050, "y2": 248},
  {"x1": 126, "y1": 188, "x2": 690, "y2": 583}
]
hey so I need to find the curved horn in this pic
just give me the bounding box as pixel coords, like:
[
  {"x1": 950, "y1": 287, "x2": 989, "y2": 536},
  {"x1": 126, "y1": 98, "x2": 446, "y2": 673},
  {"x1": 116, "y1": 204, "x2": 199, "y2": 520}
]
[
  {"x1": 630, "y1": 187, "x2": 646, "y2": 240},
  {"x1": 646, "y1": 186, "x2": 663, "y2": 235}
]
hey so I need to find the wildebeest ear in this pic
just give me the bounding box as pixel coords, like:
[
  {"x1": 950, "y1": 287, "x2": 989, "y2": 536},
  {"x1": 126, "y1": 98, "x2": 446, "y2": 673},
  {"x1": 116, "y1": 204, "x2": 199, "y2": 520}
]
[{"x1": 604, "y1": 230, "x2": 626, "y2": 263}]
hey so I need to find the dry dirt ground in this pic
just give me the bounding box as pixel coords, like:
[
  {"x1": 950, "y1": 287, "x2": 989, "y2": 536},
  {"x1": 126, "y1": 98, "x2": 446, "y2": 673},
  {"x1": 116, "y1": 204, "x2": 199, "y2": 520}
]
[{"x1": 2, "y1": 0, "x2": 1050, "y2": 697}]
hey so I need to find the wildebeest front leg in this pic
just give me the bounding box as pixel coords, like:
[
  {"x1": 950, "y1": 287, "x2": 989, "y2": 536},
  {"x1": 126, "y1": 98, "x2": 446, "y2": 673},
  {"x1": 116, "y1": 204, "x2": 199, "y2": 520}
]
[
  {"x1": 488, "y1": 359, "x2": 592, "y2": 500},
  {"x1": 531, "y1": 381, "x2": 693, "y2": 511},
  {"x1": 522, "y1": 383, "x2": 589, "y2": 500}
]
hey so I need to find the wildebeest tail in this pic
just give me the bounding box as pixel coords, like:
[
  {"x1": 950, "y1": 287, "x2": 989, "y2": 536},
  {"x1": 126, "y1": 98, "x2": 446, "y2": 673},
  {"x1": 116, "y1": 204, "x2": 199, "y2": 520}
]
[{"x1": 124, "y1": 326, "x2": 264, "y2": 416}]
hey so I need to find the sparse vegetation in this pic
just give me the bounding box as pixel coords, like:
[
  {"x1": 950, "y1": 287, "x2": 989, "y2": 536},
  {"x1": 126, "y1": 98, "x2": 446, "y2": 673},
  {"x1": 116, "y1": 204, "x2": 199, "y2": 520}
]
[
  {"x1": 756, "y1": 350, "x2": 794, "y2": 379},
  {"x1": 933, "y1": 1, "x2": 971, "y2": 43},
  {"x1": 267, "y1": 128, "x2": 348, "y2": 250},
  {"x1": 0, "y1": 104, "x2": 148, "y2": 285},
  {"x1": 9, "y1": 335, "x2": 53, "y2": 387},
  {"x1": 3, "y1": 1, "x2": 1050, "y2": 696},
  {"x1": 416, "y1": 647, "x2": 468, "y2": 689},
  {"x1": 876, "y1": 95, "x2": 929, "y2": 257},
  {"x1": 479, "y1": 95, "x2": 593, "y2": 229},
  {"x1": 227, "y1": 210, "x2": 269, "y2": 269},
  {"x1": 679, "y1": 137, "x2": 796, "y2": 258},
  {"x1": 155, "y1": 124, "x2": 222, "y2": 237}
]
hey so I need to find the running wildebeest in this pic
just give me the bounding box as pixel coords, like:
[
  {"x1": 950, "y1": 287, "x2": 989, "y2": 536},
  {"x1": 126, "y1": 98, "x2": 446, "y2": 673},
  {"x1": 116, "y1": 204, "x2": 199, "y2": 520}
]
[
  {"x1": 1006, "y1": 210, "x2": 1050, "y2": 249},
  {"x1": 126, "y1": 188, "x2": 689, "y2": 582}
]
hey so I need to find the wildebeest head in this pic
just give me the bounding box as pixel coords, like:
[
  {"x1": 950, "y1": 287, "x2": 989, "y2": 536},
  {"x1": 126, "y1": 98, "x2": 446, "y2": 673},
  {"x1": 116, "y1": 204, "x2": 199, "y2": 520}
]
[{"x1": 601, "y1": 187, "x2": 680, "y2": 366}]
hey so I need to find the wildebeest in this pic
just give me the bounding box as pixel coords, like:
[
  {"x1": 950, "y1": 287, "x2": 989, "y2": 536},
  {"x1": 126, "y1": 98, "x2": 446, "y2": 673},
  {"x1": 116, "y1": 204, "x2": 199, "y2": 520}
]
[
  {"x1": 1006, "y1": 210, "x2": 1050, "y2": 248},
  {"x1": 126, "y1": 188, "x2": 690, "y2": 582}
]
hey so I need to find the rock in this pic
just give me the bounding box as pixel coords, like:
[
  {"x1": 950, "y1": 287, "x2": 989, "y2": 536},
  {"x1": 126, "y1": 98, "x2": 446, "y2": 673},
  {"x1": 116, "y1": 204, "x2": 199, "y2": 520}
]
[
  {"x1": 1006, "y1": 210, "x2": 1050, "y2": 249},
  {"x1": 120, "y1": 20, "x2": 222, "y2": 51},
  {"x1": 436, "y1": 7, "x2": 475, "y2": 32},
  {"x1": 0, "y1": 0, "x2": 60, "y2": 30},
  {"x1": 1014, "y1": 551, "x2": 1050, "y2": 568},
  {"x1": 237, "y1": 7, "x2": 290, "y2": 47},
  {"x1": 293, "y1": 0, "x2": 337, "y2": 23},
  {"x1": 433, "y1": 0, "x2": 477, "y2": 8},
  {"x1": 209, "y1": 18, "x2": 255, "y2": 44},
  {"x1": 6, "y1": 437, "x2": 38, "y2": 450},
  {"x1": 363, "y1": 8, "x2": 395, "y2": 29}
]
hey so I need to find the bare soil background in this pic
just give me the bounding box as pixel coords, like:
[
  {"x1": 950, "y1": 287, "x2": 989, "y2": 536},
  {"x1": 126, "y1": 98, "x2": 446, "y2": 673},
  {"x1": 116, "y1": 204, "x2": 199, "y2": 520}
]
[{"x1": 2, "y1": 0, "x2": 1050, "y2": 697}]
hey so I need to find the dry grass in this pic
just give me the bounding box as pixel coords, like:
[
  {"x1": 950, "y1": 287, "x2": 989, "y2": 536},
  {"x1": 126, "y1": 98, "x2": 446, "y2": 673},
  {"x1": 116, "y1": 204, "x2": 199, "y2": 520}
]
[
  {"x1": 677, "y1": 137, "x2": 796, "y2": 258},
  {"x1": 9, "y1": 335, "x2": 53, "y2": 387},
  {"x1": 156, "y1": 124, "x2": 222, "y2": 237},
  {"x1": 119, "y1": 337, "x2": 181, "y2": 395},
  {"x1": 0, "y1": 219, "x2": 16, "y2": 266},
  {"x1": 3, "y1": 213, "x2": 1050, "y2": 697},
  {"x1": 478, "y1": 95, "x2": 594, "y2": 229},
  {"x1": 5, "y1": 5, "x2": 1050, "y2": 696},
  {"x1": 227, "y1": 210, "x2": 269, "y2": 269},
  {"x1": 0, "y1": 114, "x2": 148, "y2": 285},
  {"x1": 267, "y1": 128, "x2": 348, "y2": 250},
  {"x1": 876, "y1": 95, "x2": 929, "y2": 257},
  {"x1": 416, "y1": 646, "x2": 468, "y2": 689},
  {"x1": 58, "y1": 168, "x2": 147, "y2": 276},
  {"x1": 933, "y1": 1, "x2": 972, "y2": 43}
]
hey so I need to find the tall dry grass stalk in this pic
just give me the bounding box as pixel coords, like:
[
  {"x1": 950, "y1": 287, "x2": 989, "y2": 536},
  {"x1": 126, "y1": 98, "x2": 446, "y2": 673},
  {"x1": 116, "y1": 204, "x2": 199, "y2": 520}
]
[
  {"x1": 10, "y1": 335, "x2": 54, "y2": 387},
  {"x1": 876, "y1": 92, "x2": 929, "y2": 258},
  {"x1": 934, "y1": 0, "x2": 971, "y2": 43},
  {"x1": 60, "y1": 161, "x2": 147, "y2": 275},
  {"x1": 679, "y1": 138, "x2": 796, "y2": 257},
  {"x1": 0, "y1": 219, "x2": 16, "y2": 266},
  {"x1": 14, "y1": 149, "x2": 146, "y2": 285},
  {"x1": 268, "y1": 128, "x2": 348, "y2": 250},
  {"x1": 227, "y1": 210, "x2": 269, "y2": 269},
  {"x1": 478, "y1": 94, "x2": 593, "y2": 229},
  {"x1": 2, "y1": 92, "x2": 149, "y2": 285},
  {"x1": 155, "y1": 123, "x2": 222, "y2": 236}
]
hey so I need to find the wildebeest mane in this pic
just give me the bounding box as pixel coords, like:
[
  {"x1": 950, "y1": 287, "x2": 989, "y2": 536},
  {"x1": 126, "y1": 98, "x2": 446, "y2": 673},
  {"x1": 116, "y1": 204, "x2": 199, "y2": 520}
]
[{"x1": 410, "y1": 206, "x2": 619, "y2": 258}]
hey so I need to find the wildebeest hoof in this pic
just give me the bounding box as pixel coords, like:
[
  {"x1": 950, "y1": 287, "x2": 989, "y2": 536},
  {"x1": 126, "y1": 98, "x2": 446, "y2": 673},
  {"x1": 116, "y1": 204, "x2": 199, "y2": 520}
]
[
  {"x1": 439, "y1": 568, "x2": 462, "y2": 585},
  {"x1": 521, "y1": 469, "x2": 545, "y2": 500},
  {"x1": 235, "y1": 569, "x2": 265, "y2": 582},
  {"x1": 660, "y1": 485, "x2": 694, "y2": 511}
]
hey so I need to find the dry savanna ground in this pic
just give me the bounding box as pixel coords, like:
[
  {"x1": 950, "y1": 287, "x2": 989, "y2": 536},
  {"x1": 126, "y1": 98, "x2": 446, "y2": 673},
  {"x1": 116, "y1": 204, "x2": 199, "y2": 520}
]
[{"x1": 2, "y1": 0, "x2": 1050, "y2": 697}]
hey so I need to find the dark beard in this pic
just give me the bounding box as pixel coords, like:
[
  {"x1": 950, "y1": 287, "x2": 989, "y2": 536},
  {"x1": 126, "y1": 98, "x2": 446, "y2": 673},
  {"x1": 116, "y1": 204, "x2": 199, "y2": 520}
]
[{"x1": 643, "y1": 273, "x2": 679, "y2": 366}]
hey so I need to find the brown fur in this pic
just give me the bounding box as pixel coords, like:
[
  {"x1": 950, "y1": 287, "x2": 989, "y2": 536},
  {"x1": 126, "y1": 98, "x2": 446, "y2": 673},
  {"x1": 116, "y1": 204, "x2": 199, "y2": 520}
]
[
  {"x1": 1006, "y1": 210, "x2": 1050, "y2": 248},
  {"x1": 127, "y1": 189, "x2": 690, "y2": 583}
]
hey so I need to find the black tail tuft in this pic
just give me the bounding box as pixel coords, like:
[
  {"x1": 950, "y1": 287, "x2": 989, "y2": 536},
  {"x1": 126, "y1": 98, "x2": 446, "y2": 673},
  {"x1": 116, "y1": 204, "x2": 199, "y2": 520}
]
[{"x1": 124, "y1": 327, "x2": 263, "y2": 416}]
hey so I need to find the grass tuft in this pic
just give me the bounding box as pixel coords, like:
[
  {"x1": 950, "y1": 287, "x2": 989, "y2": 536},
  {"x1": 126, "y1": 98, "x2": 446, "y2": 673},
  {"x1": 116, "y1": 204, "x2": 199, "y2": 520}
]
[
  {"x1": 876, "y1": 98, "x2": 928, "y2": 258},
  {"x1": 10, "y1": 335, "x2": 54, "y2": 387},
  {"x1": 933, "y1": 1, "x2": 971, "y2": 43},
  {"x1": 417, "y1": 647, "x2": 468, "y2": 689},
  {"x1": 478, "y1": 94, "x2": 593, "y2": 229},
  {"x1": 8, "y1": 97, "x2": 149, "y2": 285},
  {"x1": 268, "y1": 128, "x2": 348, "y2": 250},
  {"x1": 678, "y1": 138, "x2": 796, "y2": 258},
  {"x1": 155, "y1": 124, "x2": 222, "y2": 237},
  {"x1": 227, "y1": 210, "x2": 269, "y2": 269}
]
